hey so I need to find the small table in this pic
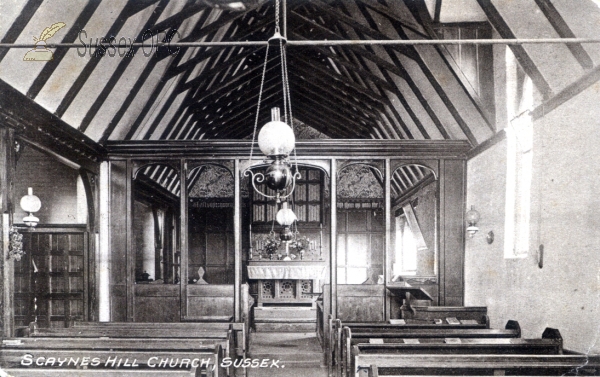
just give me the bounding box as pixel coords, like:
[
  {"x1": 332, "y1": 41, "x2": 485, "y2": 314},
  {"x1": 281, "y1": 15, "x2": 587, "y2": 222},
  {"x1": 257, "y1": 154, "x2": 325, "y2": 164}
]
[{"x1": 386, "y1": 286, "x2": 433, "y2": 318}]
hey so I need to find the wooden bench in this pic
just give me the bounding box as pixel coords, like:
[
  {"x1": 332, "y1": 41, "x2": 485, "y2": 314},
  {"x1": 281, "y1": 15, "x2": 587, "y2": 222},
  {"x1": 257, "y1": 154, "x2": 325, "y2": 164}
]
[
  {"x1": 339, "y1": 321, "x2": 521, "y2": 377},
  {"x1": 330, "y1": 315, "x2": 496, "y2": 377},
  {"x1": 357, "y1": 353, "x2": 600, "y2": 377},
  {"x1": 408, "y1": 306, "x2": 488, "y2": 322},
  {"x1": 24, "y1": 321, "x2": 242, "y2": 376},
  {"x1": 71, "y1": 321, "x2": 246, "y2": 356},
  {"x1": 347, "y1": 327, "x2": 561, "y2": 377},
  {"x1": 1, "y1": 337, "x2": 223, "y2": 377}
]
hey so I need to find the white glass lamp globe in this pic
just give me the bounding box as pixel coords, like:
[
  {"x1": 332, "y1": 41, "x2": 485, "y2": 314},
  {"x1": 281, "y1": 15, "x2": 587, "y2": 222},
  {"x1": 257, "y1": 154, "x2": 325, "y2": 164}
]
[
  {"x1": 257, "y1": 108, "x2": 295, "y2": 158},
  {"x1": 20, "y1": 187, "x2": 41, "y2": 213},
  {"x1": 276, "y1": 202, "x2": 297, "y2": 227},
  {"x1": 20, "y1": 187, "x2": 41, "y2": 227}
]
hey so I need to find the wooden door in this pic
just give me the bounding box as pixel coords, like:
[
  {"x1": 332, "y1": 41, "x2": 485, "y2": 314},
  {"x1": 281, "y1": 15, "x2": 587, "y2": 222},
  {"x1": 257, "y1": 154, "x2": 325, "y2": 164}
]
[{"x1": 14, "y1": 229, "x2": 88, "y2": 328}]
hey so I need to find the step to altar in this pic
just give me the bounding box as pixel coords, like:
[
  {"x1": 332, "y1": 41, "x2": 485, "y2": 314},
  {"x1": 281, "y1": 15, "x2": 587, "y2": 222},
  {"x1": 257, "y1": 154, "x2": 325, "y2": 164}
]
[{"x1": 254, "y1": 306, "x2": 317, "y2": 332}]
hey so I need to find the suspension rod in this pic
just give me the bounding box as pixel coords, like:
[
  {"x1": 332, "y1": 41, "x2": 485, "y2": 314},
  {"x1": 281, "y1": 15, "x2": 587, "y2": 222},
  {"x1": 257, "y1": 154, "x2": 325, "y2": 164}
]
[{"x1": 2, "y1": 37, "x2": 600, "y2": 49}]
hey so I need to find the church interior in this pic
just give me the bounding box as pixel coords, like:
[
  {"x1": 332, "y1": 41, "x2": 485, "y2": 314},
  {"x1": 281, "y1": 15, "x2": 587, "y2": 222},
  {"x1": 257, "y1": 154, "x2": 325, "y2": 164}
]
[{"x1": 0, "y1": 0, "x2": 599, "y2": 376}]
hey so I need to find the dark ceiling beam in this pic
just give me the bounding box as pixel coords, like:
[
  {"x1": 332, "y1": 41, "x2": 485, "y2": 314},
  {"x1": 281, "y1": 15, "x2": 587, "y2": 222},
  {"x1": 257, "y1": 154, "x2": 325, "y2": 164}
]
[
  {"x1": 362, "y1": 1, "x2": 480, "y2": 143},
  {"x1": 54, "y1": 0, "x2": 158, "y2": 117},
  {"x1": 310, "y1": 10, "x2": 415, "y2": 140},
  {"x1": 289, "y1": 74, "x2": 380, "y2": 126},
  {"x1": 476, "y1": 0, "x2": 554, "y2": 99},
  {"x1": 0, "y1": 79, "x2": 105, "y2": 172},
  {"x1": 290, "y1": 61, "x2": 384, "y2": 114},
  {"x1": 168, "y1": 2, "x2": 282, "y2": 77},
  {"x1": 292, "y1": 106, "x2": 355, "y2": 139},
  {"x1": 134, "y1": 17, "x2": 260, "y2": 140},
  {"x1": 348, "y1": 2, "x2": 454, "y2": 140},
  {"x1": 434, "y1": 0, "x2": 442, "y2": 23},
  {"x1": 289, "y1": 32, "x2": 396, "y2": 92},
  {"x1": 223, "y1": 85, "x2": 358, "y2": 139},
  {"x1": 290, "y1": 11, "x2": 411, "y2": 81},
  {"x1": 124, "y1": 12, "x2": 268, "y2": 138},
  {"x1": 27, "y1": 0, "x2": 102, "y2": 99},
  {"x1": 287, "y1": 58, "x2": 386, "y2": 106},
  {"x1": 78, "y1": 0, "x2": 174, "y2": 133},
  {"x1": 289, "y1": 84, "x2": 371, "y2": 132},
  {"x1": 320, "y1": 11, "x2": 427, "y2": 139},
  {"x1": 187, "y1": 77, "x2": 283, "y2": 139},
  {"x1": 0, "y1": 0, "x2": 45, "y2": 63},
  {"x1": 53, "y1": 1, "x2": 147, "y2": 118},
  {"x1": 406, "y1": 1, "x2": 495, "y2": 132},
  {"x1": 137, "y1": 28, "x2": 238, "y2": 140},
  {"x1": 180, "y1": 48, "x2": 273, "y2": 97},
  {"x1": 113, "y1": 2, "x2": 267, "y2": 140},
  {"x1": 100, "y1": 7, "x2": 217, "y2": 143},
  {"x1": 309, "y1": 0, "x2": 419, "y2": 60},
  {"x1": 292, "y1": 90, "x2": 371, "y2": 138},
  {"x1": 393, "y1": 171, "x2": 409, "y2": 191},
  {"x1": 533, "y1": 0, "x2": 594, "y2": 70},
  {"x1": 196, "y1": 82, "x2": 284, "y2": 139},
  {"x1": 353, "y1": 0, "x2": 429, "y2": 38}
]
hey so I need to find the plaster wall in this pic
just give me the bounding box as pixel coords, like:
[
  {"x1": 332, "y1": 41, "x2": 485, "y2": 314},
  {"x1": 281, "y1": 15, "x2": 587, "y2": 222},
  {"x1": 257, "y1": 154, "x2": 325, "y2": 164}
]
[
  {"x1": 465, "y1": 83, "x2": 600, "y2": 354},
  {"x1": 14, "y1": 147, "x2": 86, "y2": 224}
]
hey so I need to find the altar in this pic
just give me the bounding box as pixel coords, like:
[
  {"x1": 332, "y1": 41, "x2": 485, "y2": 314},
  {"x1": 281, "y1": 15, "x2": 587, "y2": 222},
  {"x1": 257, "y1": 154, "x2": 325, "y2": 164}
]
[{"x1": 247, "y1": 261, "x2": 326, "y2": 306}]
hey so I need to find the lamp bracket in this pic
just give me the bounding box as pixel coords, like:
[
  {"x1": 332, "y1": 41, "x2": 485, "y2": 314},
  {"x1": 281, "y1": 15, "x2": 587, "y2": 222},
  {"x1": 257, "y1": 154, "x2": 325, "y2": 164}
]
[{"x1": 243, "y1": 168, "x2": 300, "y2": 202}]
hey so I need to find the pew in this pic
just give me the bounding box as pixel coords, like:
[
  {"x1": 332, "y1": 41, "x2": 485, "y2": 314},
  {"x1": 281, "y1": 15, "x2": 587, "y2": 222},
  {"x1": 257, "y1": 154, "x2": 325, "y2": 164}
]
[
  {"x1": 331, "y1": 315, "x2": 495, "y2": 377},
  {"x1": 358, "y1": 353, "x2": 600, "y2": 377},
  {"x1": 25, "y1": 321, "x2": 242, "y2": 376},
  {"x1": 347, "y1": 327, "x2": 561, "y2": 377},
  {"x1": 339, "y1": 321, "x2": 521, "y2": 377},
  {"x1": 322, "y1": 284, "x2": 387, "y2": 377},
  {"x1": 1, "y1": 337, "x2": 223, "y2": 377},
  {"x1": 29, "y1": 321, "x2": 244, "y2": 361}
]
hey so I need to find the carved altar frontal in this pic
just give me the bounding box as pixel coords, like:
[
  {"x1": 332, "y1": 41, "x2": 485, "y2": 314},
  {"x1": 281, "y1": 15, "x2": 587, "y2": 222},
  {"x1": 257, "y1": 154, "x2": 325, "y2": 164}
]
[{"x1": 247, "y1": 261, "x2": 325, "y2": 306}]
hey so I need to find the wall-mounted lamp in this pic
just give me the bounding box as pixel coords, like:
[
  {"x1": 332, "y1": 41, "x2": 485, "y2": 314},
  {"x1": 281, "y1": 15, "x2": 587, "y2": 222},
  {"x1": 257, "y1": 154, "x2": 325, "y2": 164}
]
[
  {"x1": 20, "y1": 187, "x2": 41, "y2": 227},
  {"x1": 465, "y1": 206, "x2": 480, "y2": 238}
]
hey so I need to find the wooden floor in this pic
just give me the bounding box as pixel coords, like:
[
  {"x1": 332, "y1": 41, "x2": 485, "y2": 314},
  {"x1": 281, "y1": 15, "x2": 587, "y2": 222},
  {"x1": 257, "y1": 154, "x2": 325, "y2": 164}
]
[{"x1": 246, "y1": 332, "x2": 327, "y2": 377}]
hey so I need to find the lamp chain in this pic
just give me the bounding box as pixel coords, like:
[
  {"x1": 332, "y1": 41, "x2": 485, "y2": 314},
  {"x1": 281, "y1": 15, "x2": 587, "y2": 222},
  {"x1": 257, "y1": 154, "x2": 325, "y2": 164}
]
[
  {"x1": 275, "y1": 0, "x2": 280, "y2": 34},
  {"x1": 248, "y1": 42, "x2": 270, "y2": 166}
]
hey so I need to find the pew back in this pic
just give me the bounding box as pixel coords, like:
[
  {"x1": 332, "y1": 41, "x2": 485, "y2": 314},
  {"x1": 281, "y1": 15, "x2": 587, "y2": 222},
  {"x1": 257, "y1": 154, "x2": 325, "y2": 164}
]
[
  {"x1": 359, "y1": 354, "x2": 600, "y2": 377},
  {"x1": 1, "y1": 339, "x2": 222, "y2": 377}
]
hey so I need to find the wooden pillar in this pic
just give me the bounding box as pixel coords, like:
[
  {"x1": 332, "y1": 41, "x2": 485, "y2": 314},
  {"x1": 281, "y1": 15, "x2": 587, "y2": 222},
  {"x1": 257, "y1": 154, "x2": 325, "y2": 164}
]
[
  {"x1": 98, "y1": 162, "x2": 110, "y2": 321},
  {"x1": 126, "y1": 160, "x2": 134, "y2": 321},
  {"x1": 384, "y1": 159, "x2": 391, "y2": 320},
  {"x1": 180, "y1": 159, "x2": 188, "y2": 319},
  {"x1": 0, "y1": 128, "x2": 15, "y2": 336},
  {"x1": 330, "y1": 159, "x2": 337, "y2": 319},
  {"x1": 2, "y1": 214, "x2": 13, "y2": 337},
  {"x1": 234, "y1": 159, "x2": 241, "y2": 322}
]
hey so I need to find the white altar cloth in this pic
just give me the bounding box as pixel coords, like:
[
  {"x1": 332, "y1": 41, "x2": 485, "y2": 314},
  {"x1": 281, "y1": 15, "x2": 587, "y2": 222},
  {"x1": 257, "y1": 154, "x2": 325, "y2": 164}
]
[{"x1": 247, "y1": 262, "x2": 326, "y2": 280}]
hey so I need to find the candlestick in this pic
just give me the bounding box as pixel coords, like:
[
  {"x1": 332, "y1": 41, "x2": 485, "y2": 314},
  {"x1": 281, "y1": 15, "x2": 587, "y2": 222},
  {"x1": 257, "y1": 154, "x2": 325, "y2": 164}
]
[
  {"x1": 319, "y1": 223, "x2": 323, "y2": 259},
  {"x1": 249, "y1": 224, "x2": 253, "y2": 259}
]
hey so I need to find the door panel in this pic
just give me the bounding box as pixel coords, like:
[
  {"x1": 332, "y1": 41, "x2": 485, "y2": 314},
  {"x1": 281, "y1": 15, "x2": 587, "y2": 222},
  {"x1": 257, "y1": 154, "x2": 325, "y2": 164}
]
[{"x1": 14, "y1": 230, "x2": 88, "y2": 328}]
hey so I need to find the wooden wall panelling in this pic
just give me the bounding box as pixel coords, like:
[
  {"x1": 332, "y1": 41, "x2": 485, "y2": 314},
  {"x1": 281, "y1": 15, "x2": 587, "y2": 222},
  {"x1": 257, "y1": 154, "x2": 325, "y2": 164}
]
[
  {"x1": 16, "y1": 230, "x2": 87, "y2": 328},
  {"x1": 187, "y1": 285, "x2": 234, "y2": 320},
  {"x1": 336, "y1": 284, "x2": 385, "y2": 322},
  {"x1": 134, "y1": 284, "x2": 180, "y2": 322},
  {"x1": 440, "y1": 159, "x2": 466, "y2": 305},
  {"x1": 0, "y1": 128, "x2": 15, "y2": 336},
  {"x1": 109, "y1": 160, "x2": 127, "y2": 321}
]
